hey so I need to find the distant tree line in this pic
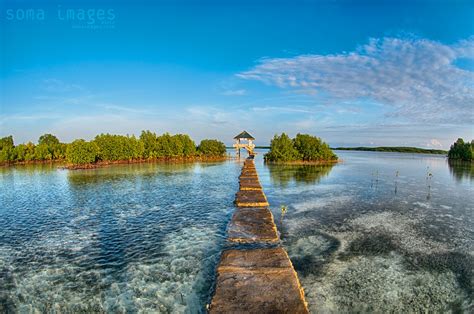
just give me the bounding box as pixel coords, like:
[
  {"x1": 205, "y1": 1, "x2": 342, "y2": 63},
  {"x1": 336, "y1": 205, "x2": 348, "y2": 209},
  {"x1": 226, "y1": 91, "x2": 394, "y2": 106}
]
[
  {"x1": 334, "y1": 146, "x2": 447, "y2": 154},
  {"x1": 448, "y1": 138, "x2": 473, "y2": 161},
  {"x1": 0, "y1": 131, "x2": 227, "y2": 165},
  {"x1": 264, "y1": 133, "x2": 337, "y2": 162},
  {"x1": 0, "y1": 134, "x2": 67, "y2": 163}
]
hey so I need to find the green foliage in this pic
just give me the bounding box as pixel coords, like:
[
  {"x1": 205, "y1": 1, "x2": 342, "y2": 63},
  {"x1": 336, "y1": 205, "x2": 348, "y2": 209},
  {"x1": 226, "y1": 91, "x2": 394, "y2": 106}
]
[
  {"x1": 140, "y1": 131, "x2": 197, "y2": 158},
  {"x1": 293, "y1": 133, "x2": 337, "y2": 161},
  {"x1": 0, "y1": 136, "x2": 15, "y2": 162},
  {"x1": 38, "y1": 134, "x2": 59, "y2": 146},
  {"x1": 264, "y1": 133, "x2": 337, "y2": 162},
  {"x1": 34, "y1": 144, "x2": 52, "y2": 161},
  {"x1": 140, "y1": 130, "x2": 158, "y2": 159},
  {"x1": 155, "y1": 133, "x2": 184, "y2": 158},
  {"x1": 2, "y1": 131, "x2": 224, "y2": 165},
  {"x1": 16, "y1": 142, "x2": 36, "y2": 161},
  {"x1": 94, "y1": 134, "x2": 144, "y2": 161},
  {"x1": 37, "y1": 134, "x2": 66, "y2": 159},
  {"x1": 264, "y1": 133, "x2": 300, "y2": 162},
  {"x1": 197, "y1": 139, "x2": 227, "y2": 157},
  {"x1": 175, "y1": 134, "x2": 196, "y2": 157},
  {"x1": 448, "y1": 138, "x2": 473, "y2": 161},
  {"x1": 66, "y1": 140, "x2": 99, "y2": 164}
]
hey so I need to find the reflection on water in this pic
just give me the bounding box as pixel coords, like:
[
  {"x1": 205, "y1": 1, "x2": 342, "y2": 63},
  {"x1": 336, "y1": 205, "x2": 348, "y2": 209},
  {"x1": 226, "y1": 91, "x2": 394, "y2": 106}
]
[
  {"x1": 448, "y1": 160, "x2": 473, "y2": 182},
  {"x1": 266, "y1": 163, "x2": 335, "y2": 187}
]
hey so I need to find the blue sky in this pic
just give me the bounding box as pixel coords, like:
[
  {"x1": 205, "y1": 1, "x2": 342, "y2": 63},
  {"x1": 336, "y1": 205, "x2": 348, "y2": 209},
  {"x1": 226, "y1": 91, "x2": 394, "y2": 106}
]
[{"x1": 1, "y1": 0, "x2": 473, "y2": 147}]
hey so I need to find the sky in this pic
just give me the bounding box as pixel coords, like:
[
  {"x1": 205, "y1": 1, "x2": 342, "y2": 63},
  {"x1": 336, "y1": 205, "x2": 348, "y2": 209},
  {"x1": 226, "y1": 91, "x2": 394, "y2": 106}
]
[{"x1": 1, "y1": 0, "x2": 473, "y2": 148}]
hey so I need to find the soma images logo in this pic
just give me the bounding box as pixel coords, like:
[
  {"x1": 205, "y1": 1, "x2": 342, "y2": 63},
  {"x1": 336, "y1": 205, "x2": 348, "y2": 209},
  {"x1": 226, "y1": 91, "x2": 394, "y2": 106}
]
[
  {"x1": 4, "y1": 6, "x2": 115, "y2": 28},
  {"x1": 5, "y1": 8, "x2": 45, "y2": 21}
]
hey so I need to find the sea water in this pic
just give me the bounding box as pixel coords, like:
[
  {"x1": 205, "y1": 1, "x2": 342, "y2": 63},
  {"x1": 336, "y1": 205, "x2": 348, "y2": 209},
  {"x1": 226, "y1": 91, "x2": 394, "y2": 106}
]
[{"x1": 0, "y1": 151, "x2": 472, "y2": 312}]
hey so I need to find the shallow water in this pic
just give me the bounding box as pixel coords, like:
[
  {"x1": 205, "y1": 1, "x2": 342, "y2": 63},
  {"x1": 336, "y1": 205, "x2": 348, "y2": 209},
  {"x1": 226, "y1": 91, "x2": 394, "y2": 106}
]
[
  {"x1": 0, "y1": 161, "x2": 241, "y2": 313},
  {"x1": 255, "y1": 150, "x2": 473, "y2": 313},
  {"x1": 0, "y1": 151, "x2": 472, "y2": 312}
]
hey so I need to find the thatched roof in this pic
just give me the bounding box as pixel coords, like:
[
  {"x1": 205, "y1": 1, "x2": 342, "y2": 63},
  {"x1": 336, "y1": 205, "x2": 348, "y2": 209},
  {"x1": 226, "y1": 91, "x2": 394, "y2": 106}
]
[{"x1": 234, "y1": 130, "x2": 255, "y2": 140}]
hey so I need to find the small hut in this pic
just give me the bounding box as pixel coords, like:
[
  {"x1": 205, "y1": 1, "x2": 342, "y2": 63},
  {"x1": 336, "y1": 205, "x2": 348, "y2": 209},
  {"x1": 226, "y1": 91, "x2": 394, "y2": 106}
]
[{"x1": 233, "y1": 130, "x2": 255, "y2": 157}]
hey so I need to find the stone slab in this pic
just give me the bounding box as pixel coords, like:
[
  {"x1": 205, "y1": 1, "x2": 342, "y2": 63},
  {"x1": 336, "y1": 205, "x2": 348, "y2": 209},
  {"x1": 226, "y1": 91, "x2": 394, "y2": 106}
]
[
  {"x1": 240, "y1": 171, "x2": 258, "y2": 175},
  {"x1": 235, "y1": 190, "x2": 269, "y2": 207},
  {"x1": 210, "y1": 248, "x2": 309, "y2": 314},
  {"x1": 241, "y1": 169, "x2": 257, "y2": 174},
  {"x1": 239, "y1": 185, "x2": 262, "y2": 191},
  {"x1": 239, "y1": 180, "x2": 262, "y2": 190},
  {"x1": 228, "y1": 207, "x2": 279, "y2": 243},
  {"x1": 239, "y1": 179, "x2": 260, "y2": 185},
  {"x1": 239, "y1": 175, "x2": 259, "y2": 181},
  {"x1": 241, "y1": 169, "x2": 256, "y2": 173},
  {"x1": 239, "y1": 177, "x2": 259, "y2": 181}
]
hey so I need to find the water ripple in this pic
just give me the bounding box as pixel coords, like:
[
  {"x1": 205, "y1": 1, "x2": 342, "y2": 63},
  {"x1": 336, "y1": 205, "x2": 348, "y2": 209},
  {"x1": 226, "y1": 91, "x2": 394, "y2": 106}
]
[{"x1": 0, "y1": 161, "x2": 240, "y2": 313}]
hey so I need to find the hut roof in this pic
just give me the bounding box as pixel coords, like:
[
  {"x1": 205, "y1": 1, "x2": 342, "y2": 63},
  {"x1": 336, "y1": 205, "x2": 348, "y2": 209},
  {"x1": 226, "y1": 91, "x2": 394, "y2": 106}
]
[{"x1": 234, "y1": 130, "x2": 255, "y2": 140}]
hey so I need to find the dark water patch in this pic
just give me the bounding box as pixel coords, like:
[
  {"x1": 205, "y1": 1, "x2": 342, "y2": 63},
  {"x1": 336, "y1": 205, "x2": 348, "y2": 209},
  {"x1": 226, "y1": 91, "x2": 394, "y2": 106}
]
[
  {"x1": 342, "y1": 231, "x2": 399, "y2": 259},
  {"x1": 283, "y1": 231, "x2": 340, "y2": 277},
  {"x1": 339, "y1": 230, "x2": 473, "y2": 305},
  {"x1": 0, "y1": 267, "x2": 17, "y2": 314},
  {"x1": 329, "y1": 250, "x2": 469, "y2": 313},
  {"x1": 404, "y1": 251, "x2": 474, "y2": 298}
]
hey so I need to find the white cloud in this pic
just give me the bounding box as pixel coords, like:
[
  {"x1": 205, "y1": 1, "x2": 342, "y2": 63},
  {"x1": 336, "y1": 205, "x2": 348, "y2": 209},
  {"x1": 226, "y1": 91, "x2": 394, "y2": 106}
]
[
  {"x1": 426, "y1": 138, "x2": 443, "y2": 148},
  {"x1": 238, "y1": 37, "x2": 474, "y2": 123}
]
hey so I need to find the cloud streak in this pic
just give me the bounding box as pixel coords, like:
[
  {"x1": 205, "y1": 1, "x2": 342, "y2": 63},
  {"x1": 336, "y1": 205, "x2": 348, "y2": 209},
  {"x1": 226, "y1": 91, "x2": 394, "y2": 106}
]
[
  {"x1": 221, "y1": 89, "x2": 247, "y2": 96},
  {"x1": 42, "y1": 79, "x2": 84, "y2": 93},
  {"x1": 238, "y1": 37, "x2": 474, "y2": 123}
]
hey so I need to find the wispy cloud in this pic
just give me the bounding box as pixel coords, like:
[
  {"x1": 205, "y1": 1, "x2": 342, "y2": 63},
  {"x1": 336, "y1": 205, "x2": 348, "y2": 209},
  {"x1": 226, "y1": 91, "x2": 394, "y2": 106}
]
[
  {"x1": 186, "y1": 106, "x2": 234, "y2": 125},
  {"x1": 221, "y1": 89, "x2": 247, "y2": 96},
  {"x1": 251, "y1": 105, "x2": 317, "y2": 114},
  {"x1": 100, "y1": 104, "x2": 157, "y2": 115},
  {"x1": 42, "y1": 79, "x2": 84, "y2": 93},
  {"x1": 0, "y1": 113, "x2": 61, "y2": 124},
  {"x1": 238, "y1": 37, "x2": 474, "y2": 123}
]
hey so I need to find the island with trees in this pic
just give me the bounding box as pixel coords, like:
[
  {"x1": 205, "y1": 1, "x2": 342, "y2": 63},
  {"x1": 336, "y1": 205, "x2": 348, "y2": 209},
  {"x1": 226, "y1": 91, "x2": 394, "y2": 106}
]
[
  {"x1": 264, "y1": 133, "x2": 338, "y2": 163},
  {"x1": 448, "y1": 138, "x2": 473, "y2": 162},
  {"x1": 0, "y1": 131, "x2": 227, "y2": 168}
]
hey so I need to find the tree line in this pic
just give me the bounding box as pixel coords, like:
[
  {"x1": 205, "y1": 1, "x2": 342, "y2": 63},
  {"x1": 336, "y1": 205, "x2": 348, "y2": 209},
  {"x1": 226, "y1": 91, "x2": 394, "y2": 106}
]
[
  {"x1": 0, "y1": 131, "x2": 227, "y2": 165},
  {"x1": 264, "y1": 133, "x2": 338, "y2": 162},
  {"x1": 448, "y1": 138, "x2": 473, "y2": 161}
]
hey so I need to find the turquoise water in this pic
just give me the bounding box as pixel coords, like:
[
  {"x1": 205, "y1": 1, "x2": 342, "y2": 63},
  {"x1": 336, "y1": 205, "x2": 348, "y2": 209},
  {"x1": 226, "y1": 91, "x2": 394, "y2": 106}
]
[
  {"x1": 0, "y1": 161, "x2": 241, "y2": 312},
  {"x1": 0, "y1": 151, "x2": 472, "y2": 312}
]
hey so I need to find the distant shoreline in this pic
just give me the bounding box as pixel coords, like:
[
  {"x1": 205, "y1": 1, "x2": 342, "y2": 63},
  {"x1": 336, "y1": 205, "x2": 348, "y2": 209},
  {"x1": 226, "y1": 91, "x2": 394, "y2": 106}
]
[
  {"x1": 332, "y1": 147, "x2": 447, "y2": 155},
  {"x1": 231, "y1": 146, "x2": 448, "y2": 155}
]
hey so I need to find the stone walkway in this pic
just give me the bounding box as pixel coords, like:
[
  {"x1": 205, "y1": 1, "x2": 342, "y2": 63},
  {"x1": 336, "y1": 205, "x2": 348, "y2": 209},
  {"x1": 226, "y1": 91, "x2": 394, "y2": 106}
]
[{"x1": 209, "y1": 158, "x2": 309, "y2": 313}]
